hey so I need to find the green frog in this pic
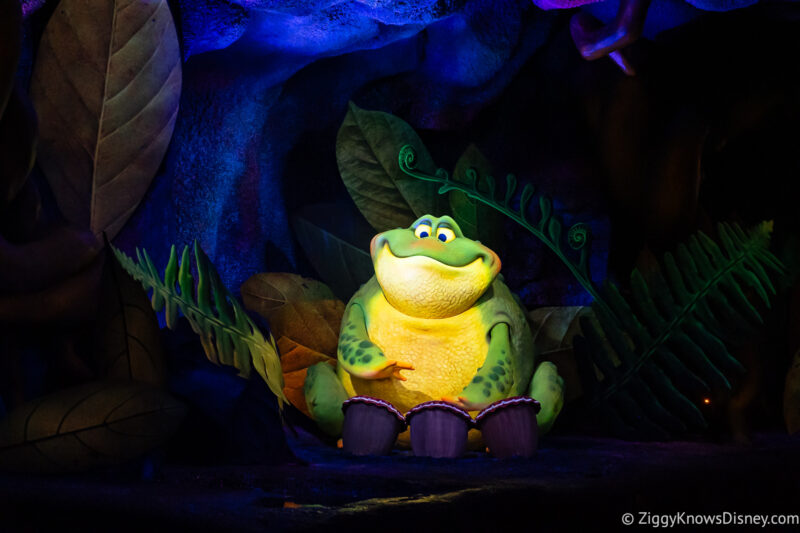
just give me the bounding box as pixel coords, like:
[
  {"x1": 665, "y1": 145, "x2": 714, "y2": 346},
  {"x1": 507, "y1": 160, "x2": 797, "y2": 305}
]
[{"x1": 304, "y1": 215, "x2": 564, "y2": 441}]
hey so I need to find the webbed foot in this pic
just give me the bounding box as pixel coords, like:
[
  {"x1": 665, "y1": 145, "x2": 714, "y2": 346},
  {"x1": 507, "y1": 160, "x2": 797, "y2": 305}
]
[
  {"x1": 441, "y1": 395, "x2": 490, "y2": 412},
  {"x1": 304, "y1": 362, "x2": 349, "y2": 437},
  {"x1": 528, "y1": 361, "x2": 565, "y2": 434}
]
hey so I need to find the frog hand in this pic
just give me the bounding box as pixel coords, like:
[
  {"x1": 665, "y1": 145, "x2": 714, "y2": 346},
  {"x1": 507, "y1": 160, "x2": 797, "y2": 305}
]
[
  {"x1": 441, "y1": 395, "x2": 490, "y2": 412},
  {"x1": 365, "y1": 360, "x2": 415, "y2": 381}
]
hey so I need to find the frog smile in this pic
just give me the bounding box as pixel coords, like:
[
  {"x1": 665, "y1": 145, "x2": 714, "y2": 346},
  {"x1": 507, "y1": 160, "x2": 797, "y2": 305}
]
[
  {"x1": 370, "y1": 234, "x2": 498, "y2": 270},
  {"x1": 377, "y1": 241, "x2": 484, "y2": 271}
]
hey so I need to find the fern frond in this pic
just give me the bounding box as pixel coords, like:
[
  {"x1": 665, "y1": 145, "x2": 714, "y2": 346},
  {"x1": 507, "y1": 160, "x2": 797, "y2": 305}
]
[
  {"x1": 578, "y1": 222, "x2": 785, "y2": 437},
  {"x1": 112, "y1": 242, "x2": 287, "y2": 409},
  {"x1": 398, "y1": 144, "x2": 605, "y2": 313}
]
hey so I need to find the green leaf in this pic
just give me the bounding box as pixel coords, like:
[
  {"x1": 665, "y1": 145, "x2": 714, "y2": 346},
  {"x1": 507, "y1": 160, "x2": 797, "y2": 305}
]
[
  {"x1": 31, "y1": 0, "x2": 181, "y2": 240},
  {"x1": 336, "y1": 102, "x2": 439, "y2": 232},
  {"x1": 547, "y1": 218, "x2": 562, "y2": 248},
  {"x1": 449, "y1": 143, "x2": 504, "y2": 249},
  {"x1": 112, "y1": 243, "x2": 287, "y2": 409},
  {"x1": 503, "y1": 174, "x2": 517, "y2": 206},
  {"x1": 291, "y1": 203, "x2": 375, "y2": 301},
  {"x1": 520, "y1": 185, "x2": 535, "y2": 216},
  {"x1": 0, "y1": 380, "x2": 185, "y2": 473}
]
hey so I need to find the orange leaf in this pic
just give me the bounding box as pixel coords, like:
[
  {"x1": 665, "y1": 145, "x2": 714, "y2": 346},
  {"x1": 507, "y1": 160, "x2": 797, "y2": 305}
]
[
  {"x1": 277, "y1": 336, "x2": 334, "y2": 373},
  {"x1": 242, "y1": 273, "x2": 344, "y2": 357}
]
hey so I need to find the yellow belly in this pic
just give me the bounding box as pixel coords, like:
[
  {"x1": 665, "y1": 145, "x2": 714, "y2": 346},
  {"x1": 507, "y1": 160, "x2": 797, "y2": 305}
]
[{"x1": 339, "y1": 294, "x2": 488, "y2": 414}]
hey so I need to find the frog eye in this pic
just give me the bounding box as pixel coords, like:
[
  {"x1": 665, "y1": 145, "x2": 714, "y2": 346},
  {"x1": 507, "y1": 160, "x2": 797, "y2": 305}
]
[
  {"x1": 436, "y1": 227, "x2": 456, "y2": 243},
  {"x1": 414, "y1": 223, "x2": 432, "y2": 239}
]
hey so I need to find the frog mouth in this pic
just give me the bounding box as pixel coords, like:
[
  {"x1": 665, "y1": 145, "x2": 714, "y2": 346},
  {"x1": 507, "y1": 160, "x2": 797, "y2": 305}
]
[
  {"x1": 377, "y1": 242, "x2": 485, "y2": 273},
  {"x1": 370, "y1": 235, "x2": 499, "y2": 271}
]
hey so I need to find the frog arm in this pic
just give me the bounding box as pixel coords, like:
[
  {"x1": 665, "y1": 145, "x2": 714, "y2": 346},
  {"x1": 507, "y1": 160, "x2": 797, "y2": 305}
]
[
  {"x1": 443, "y1": 322, "x2": 514, "y2": 411},
  {"x1": 338, "y1": 301, "x2": 414, "y2": 380}
]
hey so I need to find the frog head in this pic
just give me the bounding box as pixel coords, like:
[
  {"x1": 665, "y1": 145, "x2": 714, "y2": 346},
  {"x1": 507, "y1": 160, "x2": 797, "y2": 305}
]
[{"x1": 369, "y1": 215, "x2": 501, "y2": 319}]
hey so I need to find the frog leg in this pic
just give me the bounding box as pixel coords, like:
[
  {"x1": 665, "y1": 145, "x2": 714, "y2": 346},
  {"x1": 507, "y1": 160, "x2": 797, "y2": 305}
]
[
  {"x1": 338, "y1": 302, "x2": 414, "y2": 380},
  {"x1": 528, "y1": 361, "x2": 564, "y2": 434},
  {"x1": 443, "y1": 322, "x2": 514, "y2": 411},
  {"x1": 303, "y1": 362, "x2": 349, "y2": 437}
]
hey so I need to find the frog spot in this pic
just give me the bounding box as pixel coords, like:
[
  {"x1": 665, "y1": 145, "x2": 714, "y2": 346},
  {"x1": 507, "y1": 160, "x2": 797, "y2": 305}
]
[
  {"x1": 359, "y1": 340, "x2": 371, "y2": 349},
  {"x1": 356, "y1": 349, "x2": 364, "y2": 356},
  {"x1": 489, "y1": 373, "x2": 499, "y2": 381},
  {"x1": 494, "y1": 366, "x2": 505, "y2": 376},
  {"x1": 472, "y1": 376, "x2": 484, "y2": 384},
  {"x1": 483, "y1": 388, "x2": 491, "y2": 397},
  {"x1": 362, "y1": 354, "x2": 372, "y2": 363}
]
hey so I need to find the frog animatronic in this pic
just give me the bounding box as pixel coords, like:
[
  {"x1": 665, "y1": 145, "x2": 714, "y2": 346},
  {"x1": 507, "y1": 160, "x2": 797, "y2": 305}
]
[{"x1": 304, "y1": 215, "x2": 564, "y2": 444}]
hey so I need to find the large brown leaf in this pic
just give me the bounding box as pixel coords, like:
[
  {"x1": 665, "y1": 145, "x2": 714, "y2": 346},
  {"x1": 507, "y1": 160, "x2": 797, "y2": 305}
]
[
  {"x1": 0, "y1": 380, "x2": 186, "y2": 473},
  {"x1": 241, "y1": 272, "x2": 344, "y2": 358},
  {"x1": 242, "y1": 273, "x2": 344, "y2": 417},
  {"x1": 30, "y1": 0, "x2": 181, "y2": 240},
  {"x1": 94, "y1": 246, "x2": 167, "y2": 386},
  {"x1": 336, "y1": 101, "x2": 439, "y2": 232}
]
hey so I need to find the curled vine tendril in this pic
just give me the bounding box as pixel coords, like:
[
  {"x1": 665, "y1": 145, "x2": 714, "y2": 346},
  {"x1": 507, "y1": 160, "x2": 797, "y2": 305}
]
[
  {"x1": 568, "y1": 223, "x2": 590, "y2": 250},
  {"x1": 400, "y1": 145, "x2": 419, "y2": 171}
]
